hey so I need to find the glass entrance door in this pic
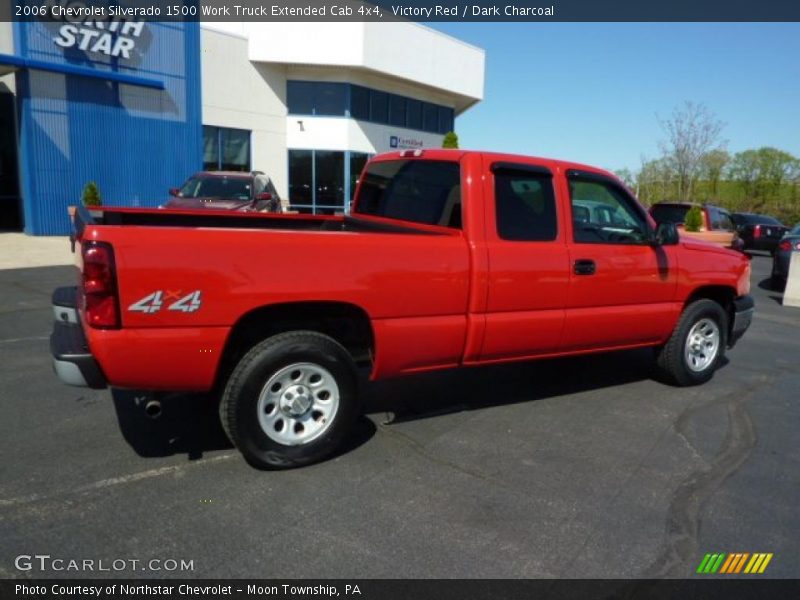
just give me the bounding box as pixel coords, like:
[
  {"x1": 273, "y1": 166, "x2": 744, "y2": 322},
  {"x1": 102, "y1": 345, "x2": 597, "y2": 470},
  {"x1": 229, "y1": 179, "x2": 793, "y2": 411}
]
[{"x1": 0, "y1": 92, "x2": 21, "y2": 230}]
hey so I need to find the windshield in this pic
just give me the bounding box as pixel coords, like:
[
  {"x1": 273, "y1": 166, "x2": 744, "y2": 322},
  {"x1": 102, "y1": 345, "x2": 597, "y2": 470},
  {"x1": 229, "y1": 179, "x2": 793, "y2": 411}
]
[
  {"x1": 651, "y1": 204, "x2": 690, "y2": 225},
  {"x1": 179, "y1": 176, "x2": 252, "y2": 200},
  {"x1": 737, "y1": 214, "x2": 782, "y2": 225},
  {"x1": 791, "y1": 225, "x2": 800, "y2": 235}
]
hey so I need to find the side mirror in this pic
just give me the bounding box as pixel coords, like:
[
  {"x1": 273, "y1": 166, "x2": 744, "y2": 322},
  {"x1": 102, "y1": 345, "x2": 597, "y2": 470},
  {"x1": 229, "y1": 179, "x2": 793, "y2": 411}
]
[
  {"x1": 168, "y1": 188, "x2": 180, "y2": 197},
  {"x1": 653, "y1": 222, "x2": 680, "y2": 246}
]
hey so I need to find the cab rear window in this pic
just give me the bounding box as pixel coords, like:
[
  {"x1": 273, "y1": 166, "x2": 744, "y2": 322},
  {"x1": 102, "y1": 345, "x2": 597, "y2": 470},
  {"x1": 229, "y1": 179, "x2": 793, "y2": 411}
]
[{"x1": 354, "y1": 160, "x2": 462, "y2": 229}]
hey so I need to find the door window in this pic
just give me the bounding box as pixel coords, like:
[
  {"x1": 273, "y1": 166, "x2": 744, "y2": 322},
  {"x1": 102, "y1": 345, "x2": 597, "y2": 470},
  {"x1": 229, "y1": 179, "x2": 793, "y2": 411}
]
[
  {"x1": 494, "y1": 168, "x2": 557, "y2": 241},
  {"x1": 569, "y1": 177, "x2": 649, "y2": 244}
]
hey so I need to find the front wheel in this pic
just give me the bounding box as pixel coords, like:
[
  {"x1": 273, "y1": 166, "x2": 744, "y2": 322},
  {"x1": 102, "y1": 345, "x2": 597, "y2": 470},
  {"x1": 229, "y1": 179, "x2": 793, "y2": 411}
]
[
  {"x1": 654, "y1": 299, "x2": 728, "y2": 386},
  {"x1": 220, "y1": 331, "x2": 360, "y2": 469}
]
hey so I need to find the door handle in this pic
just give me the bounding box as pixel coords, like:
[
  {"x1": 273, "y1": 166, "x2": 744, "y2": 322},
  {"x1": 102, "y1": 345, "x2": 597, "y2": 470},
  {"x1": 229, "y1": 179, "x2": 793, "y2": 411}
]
[{"x1": 573, "y1": 259, "x2": 596, "y2": 276}]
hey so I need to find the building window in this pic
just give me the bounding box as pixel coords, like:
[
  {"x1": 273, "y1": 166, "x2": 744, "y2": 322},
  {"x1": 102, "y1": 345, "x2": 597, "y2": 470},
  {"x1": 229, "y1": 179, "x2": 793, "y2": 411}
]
[
  {"x1": 203, "y1": 126, "x2": 251, "y2": 172},
  {"x1": 370, "y1": 90, "x2": 388, "y2": 124},
  {"x1": 287, "y1": 81, "x2": 315, "y2": 115},
  {"x1": 288, "y1": 150, "x2": 313, "y2": 207},
  {"x1": 287, "y1": 80, "x2": 455, "y2": 134},
  {"x1": 289, "y1": 150, "x2": 372, "y2": 214},
  {"x1": 406, "y1": 99, "x2": 422, "y2": 130},
  {"x1": 349, "y1": 152, "x2": 370, "y2": 201},
  {"x1": 439, "y1": 106, "x2": 454, "y2": 134},
  {"x1": 287, "y1": 81, "x2": 347, "y2": 117},
  {"x1": 350, "y1": 85, "x2": 370, "y2": 120},
  {"x1": 422, "y1": 103, "x2": 439, "y2": 133},
  {"x1": 389, "y1": 95, "x2": 407, "y2": 127}
]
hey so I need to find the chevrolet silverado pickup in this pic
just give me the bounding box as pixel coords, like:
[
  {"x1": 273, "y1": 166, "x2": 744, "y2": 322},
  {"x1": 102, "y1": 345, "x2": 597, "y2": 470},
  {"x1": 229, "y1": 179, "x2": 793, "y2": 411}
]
[{"x1": 51, "y1": 150, "x2": 754, "y2": 468}]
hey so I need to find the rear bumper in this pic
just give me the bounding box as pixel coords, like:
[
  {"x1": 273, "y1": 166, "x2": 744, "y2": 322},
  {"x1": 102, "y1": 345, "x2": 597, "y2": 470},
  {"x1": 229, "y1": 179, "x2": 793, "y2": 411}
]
[
  {"x1": 50, "y1": 288, "x2": 107, "y2": 389},
  {"x1": 729, "y1": 295, "x2": 754, "y2": 348}
]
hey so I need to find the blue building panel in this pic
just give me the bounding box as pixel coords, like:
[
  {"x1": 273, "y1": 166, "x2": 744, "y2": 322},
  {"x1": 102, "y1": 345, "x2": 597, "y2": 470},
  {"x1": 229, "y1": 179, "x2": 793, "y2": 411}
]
[{"x1": 12, "y1": 20, "x2": 202, "y2": 235}]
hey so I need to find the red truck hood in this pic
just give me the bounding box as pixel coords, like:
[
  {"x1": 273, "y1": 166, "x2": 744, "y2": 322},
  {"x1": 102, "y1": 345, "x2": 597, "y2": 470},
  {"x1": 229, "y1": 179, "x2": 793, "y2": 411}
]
[{"x1": 163, "y1": 197, "x2": 253, "y2": 211}]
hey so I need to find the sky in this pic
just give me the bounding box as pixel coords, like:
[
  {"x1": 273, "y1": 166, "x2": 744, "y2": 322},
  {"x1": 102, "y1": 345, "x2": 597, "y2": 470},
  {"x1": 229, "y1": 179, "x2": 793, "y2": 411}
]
[{"x1": 430, "y1": 23, "x2": 800, "y2": 173}]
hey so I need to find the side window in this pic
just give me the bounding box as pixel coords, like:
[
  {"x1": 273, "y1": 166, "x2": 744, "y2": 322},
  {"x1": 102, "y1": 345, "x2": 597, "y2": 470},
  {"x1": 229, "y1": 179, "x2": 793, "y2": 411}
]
[
  {"x1": 718, "y1": 211, "x2": 734, "y2": 232},
  {"x1": 569, "y1": 177, "x2": 649, "y2": 244},
  {"x1": 708, "y1": 207, "x2": 721, "y2": 230},
  {"x1": 253, "y1": 177, "x2": 266, "y2": 196},
  {"x1": 494, "y1": 168, "x2": 557, "y2": 242}
]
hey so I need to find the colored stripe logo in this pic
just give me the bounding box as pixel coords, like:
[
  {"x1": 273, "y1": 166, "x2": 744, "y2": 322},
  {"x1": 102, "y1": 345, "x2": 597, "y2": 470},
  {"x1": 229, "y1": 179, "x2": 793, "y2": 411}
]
[{"x1": 696, "y1": 552, "x2": 773, "y2": 574}]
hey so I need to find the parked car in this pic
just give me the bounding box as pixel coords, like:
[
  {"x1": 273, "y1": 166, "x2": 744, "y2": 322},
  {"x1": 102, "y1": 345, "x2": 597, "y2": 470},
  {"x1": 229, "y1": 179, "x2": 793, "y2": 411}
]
[
  {"x1": 163, "y1": 171, "x2": 281, "y2": 212},
  {"x1": 771, "y1": 224, "x2": 800, "y2": 289},
  {"x1": 51, "y1": 150, "x2": 753, "y2": 469},
  {"x1": 730, "y1": 212, "x2": 789, "y2": 253},
  {"x1": 649, "y1": 201, "x2": 743, "y2": 250}
]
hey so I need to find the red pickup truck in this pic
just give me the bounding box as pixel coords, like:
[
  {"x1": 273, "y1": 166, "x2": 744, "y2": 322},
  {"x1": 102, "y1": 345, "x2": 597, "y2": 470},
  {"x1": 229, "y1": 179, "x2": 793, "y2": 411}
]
[{"x1": 51, "y1": 150, "x2": 754, "y2": 468}]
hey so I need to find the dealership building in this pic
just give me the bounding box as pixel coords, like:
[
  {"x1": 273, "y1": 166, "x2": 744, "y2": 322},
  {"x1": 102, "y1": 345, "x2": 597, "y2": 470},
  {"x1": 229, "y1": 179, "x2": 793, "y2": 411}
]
[{"x1": 0, "y1": 19, "x2": 484, "y2": 235}]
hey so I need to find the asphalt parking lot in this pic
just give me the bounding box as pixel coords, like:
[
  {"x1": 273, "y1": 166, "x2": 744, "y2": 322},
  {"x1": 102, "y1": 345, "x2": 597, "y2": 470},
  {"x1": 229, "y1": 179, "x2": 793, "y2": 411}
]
[{"x1": 1, "y1": 252, "x2": 798, "y2": 579}]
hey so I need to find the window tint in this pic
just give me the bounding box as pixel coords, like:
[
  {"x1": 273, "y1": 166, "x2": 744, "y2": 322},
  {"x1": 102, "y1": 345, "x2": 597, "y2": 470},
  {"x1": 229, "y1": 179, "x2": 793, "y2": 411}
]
[
  {"x1": 355, "y1": 160, "x2": 461, "y2": 228},
  {"x1": 287, "y1": 81, "x2": 315, "y2": 115},
  {"x1": 389, "y1": 95, "x2": 407, "y2": 127},
  {"x1": 315, "y1": 83, "x2": 346, "y2": 116},
  {"x1": 288, "y1": 150, "x2": 313, "y2": 208},
  {"x1": 350, "y1": 85, "x2": 370, "y2": 120},
  {"x1": 349, "y1": 152, "x2": 370, "y2": 201},
  {"x1": 569, "y1": 178, "x2": 649, "y2": 244},
  {"x1": 203, "y1": 125, "x2": 251, "y2": 171},
  {"x1": 494, "y1": 168, "x2": 557, "y2": 241},
  {"x1": 406, "y1": 99, "x2": 422, "y2": 129},
  {"x1": 438, "y1": 106, "x2": 454, "y2": 134},
  {"x1": 422, "y1": 103, "x2": 439, "y2": 133},
  {"x1": 370, "y1": 91, "x2": 388, "y2": 123}
]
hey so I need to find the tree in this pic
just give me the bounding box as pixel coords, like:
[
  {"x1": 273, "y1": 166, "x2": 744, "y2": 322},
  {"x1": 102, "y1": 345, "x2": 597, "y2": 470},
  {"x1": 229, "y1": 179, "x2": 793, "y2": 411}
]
[
  {"x1": 699, "y1": 149, "x2": 729, "y2": 198},
  {"x1": 636, "y1": 156, "x2": 677, "y2": 205},
  {"x1": 728, "y1": 147, "x2": 798, "y2": 211},
  {"x1": 684, "y1": 206, "x2": 703, "y2": 232},
  {"x1": 613, "y1": 168, "x2": 636, "y2": 192},
  {"x1": 658, "y1": 101, "x2": 726, "y2": 201},
  {"x1": 442, "y1": 131, "x2": 459, "y2": 149},
  {"x1": 81, "y1": 181, "x2": 102, "y2": 207}
]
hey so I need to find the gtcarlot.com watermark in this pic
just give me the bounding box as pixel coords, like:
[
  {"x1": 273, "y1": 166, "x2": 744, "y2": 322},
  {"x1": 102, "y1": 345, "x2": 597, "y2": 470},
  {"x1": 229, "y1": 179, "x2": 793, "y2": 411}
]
[{"x1": 15, "y1": 554, "x2": 194, "y2": 573}]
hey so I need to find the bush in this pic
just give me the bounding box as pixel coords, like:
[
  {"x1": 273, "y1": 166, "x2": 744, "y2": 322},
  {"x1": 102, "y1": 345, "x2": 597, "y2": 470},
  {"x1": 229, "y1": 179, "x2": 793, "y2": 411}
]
[
  {"x1": 81, "y1": 181, "x2": 102, "y2": 207},
  {"x1": 442, "y1": 131, "x2": 459, "y2": 149},
  {"x1": 684, "y1": 206, "x2": 703, "y2": 232}
]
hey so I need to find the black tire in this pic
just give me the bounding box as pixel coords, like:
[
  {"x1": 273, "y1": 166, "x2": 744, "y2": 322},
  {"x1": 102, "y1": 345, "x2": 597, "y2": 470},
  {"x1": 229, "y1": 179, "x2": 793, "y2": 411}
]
[
  {"x1": 220, "y1": 331, "x2": 360, "y2": 469},
  {"x1": 654, "y1": 299, "x2": 728, "y2": 386}
]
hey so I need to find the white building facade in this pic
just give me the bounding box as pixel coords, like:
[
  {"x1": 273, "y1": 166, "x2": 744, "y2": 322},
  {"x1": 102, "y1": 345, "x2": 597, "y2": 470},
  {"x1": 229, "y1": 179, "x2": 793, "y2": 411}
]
[{"x1": 200, "y1": 22, "x2": 485, "y2": 213}]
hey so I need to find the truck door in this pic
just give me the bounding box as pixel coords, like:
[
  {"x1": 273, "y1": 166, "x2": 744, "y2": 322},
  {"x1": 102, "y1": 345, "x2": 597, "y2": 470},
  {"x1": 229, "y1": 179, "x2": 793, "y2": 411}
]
[
  {"x1": 562, "y1": 169, "x2": 679, "y2": 351},
  {"x1": 478, "y1": 160, "x2": 570, "y2": 361}
]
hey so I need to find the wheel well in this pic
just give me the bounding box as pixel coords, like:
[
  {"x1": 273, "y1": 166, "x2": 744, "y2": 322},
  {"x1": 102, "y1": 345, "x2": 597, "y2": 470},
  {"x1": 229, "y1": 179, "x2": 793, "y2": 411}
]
[
  {"x1": 685, "y1": 285, "x2": 736, "y2": 327},
  {"x1": 216, "y1": 302, "x2": 374, "y2": 389}
]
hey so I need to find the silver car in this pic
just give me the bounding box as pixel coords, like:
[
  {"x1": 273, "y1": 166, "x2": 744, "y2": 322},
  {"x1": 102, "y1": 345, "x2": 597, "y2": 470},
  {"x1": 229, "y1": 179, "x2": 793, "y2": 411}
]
[{"x1": 772, "y1": 224, "x2": 800, "y2": 289}]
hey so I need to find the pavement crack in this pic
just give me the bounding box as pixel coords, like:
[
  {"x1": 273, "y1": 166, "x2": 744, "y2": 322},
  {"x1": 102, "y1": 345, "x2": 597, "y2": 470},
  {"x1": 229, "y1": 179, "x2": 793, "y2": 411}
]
[{"x1": 643, "y1": 385, "x2": 759, "y2": 577}]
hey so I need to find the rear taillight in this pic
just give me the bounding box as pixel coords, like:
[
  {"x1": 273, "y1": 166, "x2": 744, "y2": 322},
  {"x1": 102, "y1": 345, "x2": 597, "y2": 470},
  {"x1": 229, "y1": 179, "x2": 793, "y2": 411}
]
[
  {"x1": 82, "y1": 242, "x2": 120, "y2": 328},
  {"x1": 778, "y1": 240, "x2": 800, "y2": 252},
  {"x1": 753, "y1": 224, "x2": 761, "y2": 238}
]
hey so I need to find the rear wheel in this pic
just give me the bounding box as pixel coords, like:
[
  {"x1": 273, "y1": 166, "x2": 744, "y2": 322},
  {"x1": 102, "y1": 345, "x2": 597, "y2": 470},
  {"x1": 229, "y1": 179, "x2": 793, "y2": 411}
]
[
  {"x1": 654, "y1": 299, "x2": 728, "y2": 386},
  {"x1": 220, "y1": 331, "x2": 360, "y2": 469}
]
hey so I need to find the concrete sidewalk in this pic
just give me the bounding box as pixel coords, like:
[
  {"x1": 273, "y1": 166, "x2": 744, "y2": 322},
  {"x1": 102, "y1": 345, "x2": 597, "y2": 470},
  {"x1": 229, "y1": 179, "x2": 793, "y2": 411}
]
[{"x1": 0, "y1": 232, "x2": 74, "y2": 270}]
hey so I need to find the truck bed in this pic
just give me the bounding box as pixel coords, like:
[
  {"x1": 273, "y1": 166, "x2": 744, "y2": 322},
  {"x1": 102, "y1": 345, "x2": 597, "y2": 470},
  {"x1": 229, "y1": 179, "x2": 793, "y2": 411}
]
[{"x1": 83, "y1": 206, "x2": 445, "y2": 235}]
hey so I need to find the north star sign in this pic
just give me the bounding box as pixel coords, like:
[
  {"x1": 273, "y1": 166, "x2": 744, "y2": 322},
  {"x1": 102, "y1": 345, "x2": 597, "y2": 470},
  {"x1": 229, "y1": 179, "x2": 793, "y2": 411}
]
[{"x1": 53, "y1": 18, "x2": 146, "y2": 59}]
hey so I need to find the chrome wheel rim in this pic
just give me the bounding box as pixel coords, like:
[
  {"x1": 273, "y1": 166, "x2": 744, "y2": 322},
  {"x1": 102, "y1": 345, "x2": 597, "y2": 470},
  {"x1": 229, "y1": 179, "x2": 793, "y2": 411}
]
[
  {"x1": 684, "y1": 318, "x2": 720, "y2": 372},
  {"x1": 257, "y1": 362, "x2": 339, "y2": 446}
]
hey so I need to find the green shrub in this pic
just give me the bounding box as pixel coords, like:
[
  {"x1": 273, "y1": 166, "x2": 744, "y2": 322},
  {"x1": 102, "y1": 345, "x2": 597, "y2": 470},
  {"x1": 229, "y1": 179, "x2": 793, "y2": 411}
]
[
  {"x1": 442, "y1": 131, "x2": 459, "y2": 149},
  {"x1": 684, "y1": 206, "x2": 703, "y2": 232},
  {"x1": 81, "y1": 181, "x2": 102, "y2": 207}
]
